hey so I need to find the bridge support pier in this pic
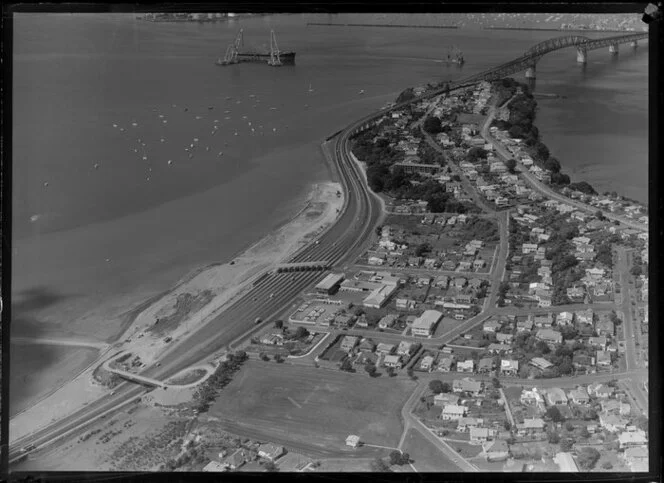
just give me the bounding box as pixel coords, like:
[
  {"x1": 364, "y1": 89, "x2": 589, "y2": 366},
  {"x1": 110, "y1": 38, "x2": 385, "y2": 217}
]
[
  {"x1": 576, "y1": 47, "x2": 587, "y2": 64},
  {"x1": 609, "y1": 43, "x2": 619, "y2": 55},
  {"x1": 630, "y1": 40, "x2": 638, "y2": 48},
  {"x1": 524, "y1": 66, "x2": 536, "y2": 80}
]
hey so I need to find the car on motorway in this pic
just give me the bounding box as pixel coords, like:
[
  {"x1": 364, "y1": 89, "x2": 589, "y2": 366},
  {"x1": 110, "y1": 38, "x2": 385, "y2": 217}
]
[
  {"x1": 110, "y1": 391, "x2": 116, "y2": 396},
  {"x1": 21, "y1": 445, "x2": 36, "y2": 453},
  {"x1": 315, "y1": 240, "x2": 320, "y2": 245},
  {"x1": 269, "y1": 293, "x2": 275, "y2": 299},
  {"x1": 156, "y1": 362, "x2": 161, "y2": 367},
  {"x1": 255, "y1": 317, "x2": 262, "y2": 325}
]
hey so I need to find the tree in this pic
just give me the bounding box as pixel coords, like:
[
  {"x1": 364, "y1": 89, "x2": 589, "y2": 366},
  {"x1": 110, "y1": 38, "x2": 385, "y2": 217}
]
[
  {"x1": 364, "y1": 363, "x2": 377, "y2": 377},
  {"x1": 560, "y1": 438, "x2": 574, "y2": 452},
  {"x1": 274, "y1": 319, "x2": 284, "y2": 329},
  {"x1": 577, "y1": 447, "x2": 601, "y2": 470},
  {"x1": 505, "y1": 158, "x2": 517, "y2": 173},
  {"x1": 423, "y1": 116, "x2": 443, "y2": 134},
  {"x1": 546, "y1": 406, "x2": 564, "y2": 423},
  {"x1": 389, "y1": 451, "x2": 410, "y2": 466},
  {"x1": 564, "y1": 421, "x2": 575, "y2": 432},
  {"x1": 340, "y1": 359, "x2": 353, "y2": 372},
  {"x1": 548, "y1": 431, "x2": 560, "y2": 444},
  {"x1": 595, "y1": 210, "x2": 605, "y2": 221},
  {"x1": 504, "y1": 421, "x2": 512, "y2": 431},
  {"x1": 263, "y1": 461, "x2": 278, "y2": 472},
  {"x1": 630, "y1": 265, "x2": 642, "y2": 277},
  {"x1": 407, "y1": 368, "x2": 417, "y2": 380},
  {"x1": 492, "y1": 377, "x2": 501, "y2": 388},
  {"x1": 441, "y1": 382, "x2": 452, "y2": 393},
  {"x1": 602, "y1": 461, "x2": 613, "y2": 470},
  {"x1": 544, "y1": 157, "x2": 561, "y2": 173},
  {"x1": 580, "y1": 426, "x2": 590, "y2": 438},
  {"x1": 295, "y1": 326, "x2": 310, "y2": 340},
  {"x1": 429, "y1": 380, "x2": 444, "y2": 394},
  {"x1": 415, "y1": 242, "x2": 432, "y2": 257}
]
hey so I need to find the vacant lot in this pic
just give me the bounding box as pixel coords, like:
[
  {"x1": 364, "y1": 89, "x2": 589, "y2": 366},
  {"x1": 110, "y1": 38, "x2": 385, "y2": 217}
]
[
  {"x1": 209, "y1": 361, "x2": 417, "y2": 456},
  {"x1": 401, "y1": 428, "x2": 458, "y2": 472}
]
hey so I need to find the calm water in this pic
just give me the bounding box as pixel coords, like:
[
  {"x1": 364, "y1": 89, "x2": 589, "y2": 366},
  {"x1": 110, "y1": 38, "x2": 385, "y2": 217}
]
[{"x1": 11, "y1": 13, "x2": 647, "y2": 413}]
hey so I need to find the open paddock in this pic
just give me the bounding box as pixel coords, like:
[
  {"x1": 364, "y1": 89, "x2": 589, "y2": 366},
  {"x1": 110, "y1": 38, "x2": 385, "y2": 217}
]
[
  {"x1": 401, "y1": 428, "x2": 459, "y2": 472},
  {"x1": 209, "y1": 361, "x2": 417, "y2": 457}
]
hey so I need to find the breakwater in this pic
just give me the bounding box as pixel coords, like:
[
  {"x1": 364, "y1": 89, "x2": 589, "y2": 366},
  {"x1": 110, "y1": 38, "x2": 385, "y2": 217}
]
[
  {"x1": 308, "y1": 22, "x2": 458, "y2": 29},
  {"x1": 483, "y1": 26, "x2": 638, "y2": 33}
]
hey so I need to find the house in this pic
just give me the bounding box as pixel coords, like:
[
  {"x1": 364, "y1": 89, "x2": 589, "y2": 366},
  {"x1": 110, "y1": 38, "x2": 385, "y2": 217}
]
[
  {"x1": 441, "y1": 404, "x2": 467, "y2": 420},
  {"x1": 203, "y1": 461, "x2": 228, "y2": 472},
  {"x1": 396, "y1": 298, "x2": 417, "y2": 310},
  {"x1": 482, "y1": 439, "x2": 510, "y2": 462},
  {"x1": 417, "y1": 276, "x2": 432, "y2": 286},
  {"x1": 221, "y1": 449, "x2": 250, "y2": 470},
  {"x1": 599, "y1": 413, "x2": 628, "y2": 433},
  {"x1": 618, "y1": 430, "x2": 647, "y2": 449},
  {"x1": 516, "y1": 318, "x2": 533, "y2": 333},
  {"x1": 408, "y1": 256, "x2": 423, "y2": 267},
  {"x1": 340, "y1": 336, "x2": 359, "y2": 353},
  {"x1": 470, "y1": 427, "x2": 490, "y2": 443},
  {"x1": 596, "y1": 350, "x2": 611, "y2": 367},
  {"x1": 545, "y1": 388, "x2": 568, "y2": 406},
  {"x1": 378, "y1": 314, "x2": 398, "y2": 330},
  {"x1": 484, "y1": 342, "x2": 510, "y2": 355},
  {"x1": 473, "y1": 259, "x2": 486, "y2": 270},
  {"x1": 358, "y1": 338, "x2": 376, "y2": 352},
  {"x1": 420, "y1": 355, "x2": 435, "y2": 371},
  {"x1": 258, "y1": 443, "x2": 286, "y2": 462},
  {"x1": 453, "y1": 378, "x2": 483, "y2": 395},
  {"x1": 397, "y1": 340, "x2": 415, "y2": 356},
  {"x1": 516, "y1": 418, "x2": 546, "y2": 435},
  {"x1": 346, "y1": 435, "x2": 360, "y2": 448},
  {"x1": 455, "y1": 294, "x2": 473, "y2": 305},
  {"x1": 457, "y1": 417, "x2": 483, "y2": 432},
  {"x1": 588, "y1": 382, "x2": 614, "y2": 399},
  {"x1": 588, "y1": 336, "x2": 608, "y2": 349},
  {"x1": 520, "y1": 387, "x2": 545, "y2": 406},
  {"x1": 554, "y1": 452, "x2": 579, "y2": 472},
  {"x1": 478, "y1": 357, "x2": 495, "y2": 374},
  {"x1": 495, "y1": 332, "x2": 513, "y2": 344},
  {"x1": 529, "y1": 357, "x2": 553, "y2": 371},
  {"x1": 434, "y1": 275, "x2": 449, "y2": 288},
  {"x1": 437, "y1": 356, "x2": 454, "y2": 372},
  {"x1": 556, "y1": 312, "x2": 574, "y2": 326},
  {"x1": 375, "y1": 342, "x2": 395, "y2": 354},
  {"x1": 500, "y1": 359, "x2": 519, "y2": 376},
  {"x1": 567, "y1": 286, "x2": 585, "y2": 301},
  {"x1": 383, "y1": 354, "x2": 403, "y2": 369},
  {"x1": 596, "y1": 319, "x2": 615, "y2": 337},
  {"x1": 411, "y1": 310, "x2": 442, "y2": 337},
  {"x1": 533, "y1": 313, "x2": 553, "y2": 328},
  {"x1": 536, "y1": 329, "x2": 563, "y2": 345},
  {"x1": 522, "y1": 243, "x2": 539, "y2": 254},
  {"x1": 434, "y1": 392, "x2": 460, "y2": 407},
  {"x1": 483, "y1": 319, "x2": 501, "y2": 333},
  {"x1": 456, "y1": 360, "x2": 475, "y2": 373},
  {"x1": 568, "y1": 387, "x2": 590, "y2": 405},
  {"x1": 452, "y1": 277, "x2": 467, "y2": 289}
]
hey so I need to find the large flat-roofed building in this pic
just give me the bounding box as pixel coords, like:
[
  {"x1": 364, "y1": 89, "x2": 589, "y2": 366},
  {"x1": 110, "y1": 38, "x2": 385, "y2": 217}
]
[
  {"x1": 363, "y1": 283, "x2": 398, "y2": 309},
  {"x1": 315, "y1": 273, "x2": 345, "y2": 295},
  {"x1": 394, "y1": 161, "x2": 441, "y2": 175},
  {"x1": 554, "y1": 452, "x2": 579, "y2": 472},
  {"x1": 411, "y1": 310, "x2": 443, "y2": 337}
]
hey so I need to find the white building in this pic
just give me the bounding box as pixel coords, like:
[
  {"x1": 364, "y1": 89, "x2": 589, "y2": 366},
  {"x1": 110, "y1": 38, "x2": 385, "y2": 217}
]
[{"x1": 411, "y1": 310, "x2": 443, "y2": 337}]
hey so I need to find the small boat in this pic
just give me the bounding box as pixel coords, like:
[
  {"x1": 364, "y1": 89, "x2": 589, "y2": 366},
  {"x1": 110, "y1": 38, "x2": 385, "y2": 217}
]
[
  {"x1": 43, "y1": 182, "x2": 49, "y2": 187},
  {"x1": 251, "y1": 128, "x2": 255, "y2": 133},
  {"x1": 248, "y1": 122, "x2": 251, "y2": 126},
  {"x1": 236, "y1": 100, "x2": 241, "y2": 104},
  {"x1": 234, "y1": 131, "x2": 238, "y2": 136},
  {"x1": 212, "y1": 130, "x2": 217, "y2": 135},
  {"x1": 142, "y1": 156, "x2": 148, "y2": 160},
  {"x1": 106, "y1": 258, "x2": 111, "y2": 262},
  {"x1": 134, "y1": 148, "x2": 138, "y2": 153},
  {"x1": 120, "y1": 128, "x2": 125, "y2": 132},
  {"x1": 242, "y1": 115, "x2": 247, "y2": 119},
  {"x1": 249, "y1": 94, "x2": 256, "y2": 98},
  {"x1": 172, "y1": 104, "x2": 177, "y2": 107},
  {"x1": 112, "y1": 123, "x2": 118, "y2": 128},
  {"x1": 206, "y1": 146, "x2": 210, "y2": 151},
  {"x1": 162, "y1": 120, "x2": 167, "y2": 124},
  {"x1": 224, "y1": 110, "x2": 230, "y2": 114},
  {"x1": 273, "y1": 127, "x2": 277, "y2": 132},
  {"x1": 193, "y1": 138, "x2": 199, "y2": 142},
  {"x1": 132, "y1": 122, "x2": 138, "y2": 127},
  {"x1": 94, "y1": 163, "x2": 100, "y2": 169},
  {"x1": 225, "y1": 96, "x2": 232, "y2": 100},
  {"x1": 146, "y1": 177, "x2": 151, "y2": 181},
  {"x1": 225, "y1": 116, "x2": 231, "y2": 120},
  {"x1": 160, "y1": 138, "x2": 165, "y2": 143},
  {"x1": 308, "y1": 83, "x2": 314, "y2": 93},
  {"x1": 218, "y1": 151, "x2": 223, "y2": 156},
  {"x1": 359, "y1": 90, "x2": 365, "y2": 95},
  {"x1": 208, "y1": 106, "x2": 214, "y2": 110},
  {"x1": 270, "y1": 107, "x2": 277, "y2": 110},
  {"x1": 195, "y1": 116, "x2": 202, "y2": 120},
  {"x1": 168, "y1": 160, "x2": 173, "y2": 165},
  {"x1": 214, "y1": 119, "x2": 220, "y2": 123},
  {"x1": 184, "y1": 107, "x2": 188, "y2": 111},
  {"x1": 304, "y1": 104, "x2": 309, "y2": 108},
  {"x1": 159, "y1": 114, "x2": 164, "y2": 118},
  {"x1": 188, "y1": 153, "x2": 193, "y2": 158}
]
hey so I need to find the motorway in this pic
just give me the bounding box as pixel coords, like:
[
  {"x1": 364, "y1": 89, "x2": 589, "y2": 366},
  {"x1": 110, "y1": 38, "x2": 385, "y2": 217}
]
[{"x1": 9, "y1": 110, "x2": 385, "y2": 463}]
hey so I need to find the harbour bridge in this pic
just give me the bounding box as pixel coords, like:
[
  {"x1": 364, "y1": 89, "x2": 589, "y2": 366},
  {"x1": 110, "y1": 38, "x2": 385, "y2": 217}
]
[
  {"x1": 462, "y1": 31, "x2": 648, "y2": 82},
  {"x1": 347, "y1": 31, "x2": 648, "y2": 136}
]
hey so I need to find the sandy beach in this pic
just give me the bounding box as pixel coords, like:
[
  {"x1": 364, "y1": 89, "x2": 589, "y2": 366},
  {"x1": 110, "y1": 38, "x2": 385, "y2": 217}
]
[{"x1": 10, "y1": 180, "x2": 344, "y2": 443}]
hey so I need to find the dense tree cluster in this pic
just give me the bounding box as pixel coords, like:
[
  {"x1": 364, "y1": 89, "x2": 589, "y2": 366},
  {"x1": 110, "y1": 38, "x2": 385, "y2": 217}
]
[
  {"x1": 568, "y1": 181, "x2": 597, "y2": 195},
  {"x1": 193, "y1": 351, "x2": 248, "y2": 413},
  {"x1": 395, "y1": 87, "x2": 416, "y2": 104},
  {"x1": 423, "y1": 116, "x2": 443, "y2": 134}
]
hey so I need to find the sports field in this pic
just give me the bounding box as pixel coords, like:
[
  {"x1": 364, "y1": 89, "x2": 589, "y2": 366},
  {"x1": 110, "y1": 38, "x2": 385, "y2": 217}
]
[{"x1": 209, "y1": 361, "x2": 417, "y2": 456}]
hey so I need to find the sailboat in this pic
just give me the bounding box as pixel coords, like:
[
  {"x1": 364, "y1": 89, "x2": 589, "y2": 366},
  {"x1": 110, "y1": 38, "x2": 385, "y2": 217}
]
[
  {"x1": 308, "y1": 83, "x2": 314, "y2": 93},
  {"x1": 442, "y1": 45, "x2": 465, "y2": 65}
]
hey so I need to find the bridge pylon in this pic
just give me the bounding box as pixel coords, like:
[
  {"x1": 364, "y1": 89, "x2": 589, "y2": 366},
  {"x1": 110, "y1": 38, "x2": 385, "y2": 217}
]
[
  {"x1": 524, "y1": 64, "x2": 536, "y2": 79},
  {"x1": 609, "y1": 43, "x2": 619, "y2": 55},
  {"x1": 576, "y1": 47, "x2": 587, "y2": 64},
  {"x1": 630, "y1": 40, "x2": 638, "y2": 48}
]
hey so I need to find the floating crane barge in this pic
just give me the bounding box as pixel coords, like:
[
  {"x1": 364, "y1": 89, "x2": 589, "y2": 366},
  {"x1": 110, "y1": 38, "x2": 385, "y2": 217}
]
[{"x1": 216, "y1": 29, "x2": 295, "y2": 66}]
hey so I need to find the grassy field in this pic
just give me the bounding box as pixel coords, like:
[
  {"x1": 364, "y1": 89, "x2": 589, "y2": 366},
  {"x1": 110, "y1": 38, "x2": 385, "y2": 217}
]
[
  {"x1": 209, "y1": 361, "x2": 417, "y2": 456},
  {"x1": 401, "y1": 428, "x2": 458, "y2": 472}
]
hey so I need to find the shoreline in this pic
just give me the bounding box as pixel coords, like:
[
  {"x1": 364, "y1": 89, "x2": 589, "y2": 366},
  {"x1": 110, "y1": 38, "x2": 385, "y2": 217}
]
[{"x1": 10, "y1": 180, "x2": 344, "y2": 442}]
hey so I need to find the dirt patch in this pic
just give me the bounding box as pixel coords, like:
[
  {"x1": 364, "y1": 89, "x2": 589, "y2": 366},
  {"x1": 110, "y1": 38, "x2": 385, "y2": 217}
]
[{"x1": 149, "y1": 291, "x2": 215, "y2": 337}]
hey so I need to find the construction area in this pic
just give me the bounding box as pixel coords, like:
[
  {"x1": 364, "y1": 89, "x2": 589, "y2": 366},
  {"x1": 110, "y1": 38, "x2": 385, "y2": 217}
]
[{"x1": 216, "y1": 29, "x2": 296, "y2": 66}]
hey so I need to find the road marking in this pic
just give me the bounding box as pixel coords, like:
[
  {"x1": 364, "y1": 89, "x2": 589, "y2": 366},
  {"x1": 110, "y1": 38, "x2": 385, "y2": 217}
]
[{"x1": 287, "y1": 397, "x2": 303, "y2": 409}]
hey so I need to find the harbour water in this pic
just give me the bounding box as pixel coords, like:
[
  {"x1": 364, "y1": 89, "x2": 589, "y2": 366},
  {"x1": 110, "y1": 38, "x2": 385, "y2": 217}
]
[{"x1": 11, "y1": 13, "x2": 647, "y2": 413}]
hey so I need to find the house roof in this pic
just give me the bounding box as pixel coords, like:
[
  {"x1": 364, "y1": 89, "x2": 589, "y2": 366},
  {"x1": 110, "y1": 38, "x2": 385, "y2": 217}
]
[{"x1": 484, "y1": 439, "x2": 509, "y2": 454}]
